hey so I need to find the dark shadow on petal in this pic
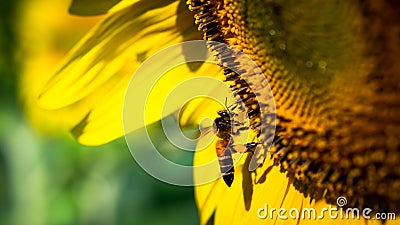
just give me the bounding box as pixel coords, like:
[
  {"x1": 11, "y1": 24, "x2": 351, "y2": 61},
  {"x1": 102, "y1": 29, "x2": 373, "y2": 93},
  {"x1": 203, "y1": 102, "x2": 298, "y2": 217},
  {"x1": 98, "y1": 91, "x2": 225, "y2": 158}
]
[
  {"x1": 136, "y1": 51, "x2": 148, "y2": 63},
  {"x1": 71, "y1": 112, "x2": 91, "y2": 139},
  {"x1": 176, "y1": 0, "x2": 205, "y2": 72},
  {"x1": 69, "y1": 0, "x2": 121, "y2": 16},
  {"x1": 279, "y1": 177, "x2": 292, "y2": 208},
  {"x1": 242, "y1": 154, "x2": 254, "y2": 211},
  {"x1": 295, "y1": 199, "x2": 303, "y2": 225},
  {"x1": 255, "y1": 164, "x2": 274, "y2": 184},
  {"x1": 206, "y1": 212, "x2": 215, "y2": 225}
]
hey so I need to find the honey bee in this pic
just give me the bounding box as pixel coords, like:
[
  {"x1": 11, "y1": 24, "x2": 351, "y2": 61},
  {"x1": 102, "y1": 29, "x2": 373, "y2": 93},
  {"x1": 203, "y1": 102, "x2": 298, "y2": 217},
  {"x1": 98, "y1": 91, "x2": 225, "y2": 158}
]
[
  {"x1": 214, "y1": 110, "x2": 235, "y2": 187},
  {"x1": 213, "y1": 109, "x2": 258, "y2": 187}
]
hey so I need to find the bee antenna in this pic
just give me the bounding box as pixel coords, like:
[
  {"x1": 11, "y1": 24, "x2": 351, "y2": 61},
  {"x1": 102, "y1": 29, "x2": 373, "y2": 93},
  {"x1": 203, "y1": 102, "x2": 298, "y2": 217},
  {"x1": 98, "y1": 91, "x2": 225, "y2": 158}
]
[{"x1": 224, "y1": 97, "x2": 233, "y2": 114}]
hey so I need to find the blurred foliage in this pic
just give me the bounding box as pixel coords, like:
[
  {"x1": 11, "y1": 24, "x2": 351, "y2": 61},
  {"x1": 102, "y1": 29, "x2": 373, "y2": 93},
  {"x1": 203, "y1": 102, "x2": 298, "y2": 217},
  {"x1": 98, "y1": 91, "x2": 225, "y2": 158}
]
[
  {"x1": 0, "y1": 0, "x2": 17, "y2": 101},
  {"x1": 0, "y1": 0, "x2": 199, "y2": 224}
]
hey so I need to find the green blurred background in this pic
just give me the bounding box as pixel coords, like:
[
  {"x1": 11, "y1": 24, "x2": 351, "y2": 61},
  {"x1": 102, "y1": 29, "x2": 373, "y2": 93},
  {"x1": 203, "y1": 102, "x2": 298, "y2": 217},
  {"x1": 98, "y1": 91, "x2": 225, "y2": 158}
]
[{"x1": 0, "y1": 0, "x2": 199, "y2": 224}]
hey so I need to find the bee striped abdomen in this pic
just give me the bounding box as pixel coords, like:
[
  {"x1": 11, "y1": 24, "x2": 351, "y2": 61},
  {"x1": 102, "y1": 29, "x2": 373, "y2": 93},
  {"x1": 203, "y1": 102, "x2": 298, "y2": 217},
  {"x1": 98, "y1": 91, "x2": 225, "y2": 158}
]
[{"x1": 216, "y1": 139, "x2": 234, "y2": 187}]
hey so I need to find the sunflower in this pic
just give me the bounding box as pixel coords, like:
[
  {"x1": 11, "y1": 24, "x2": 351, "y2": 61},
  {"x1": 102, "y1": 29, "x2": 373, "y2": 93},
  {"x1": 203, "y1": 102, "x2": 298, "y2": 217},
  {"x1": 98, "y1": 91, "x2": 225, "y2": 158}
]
[{"x1": 30, "y1": 0, "x2": 400, "y2": 225}]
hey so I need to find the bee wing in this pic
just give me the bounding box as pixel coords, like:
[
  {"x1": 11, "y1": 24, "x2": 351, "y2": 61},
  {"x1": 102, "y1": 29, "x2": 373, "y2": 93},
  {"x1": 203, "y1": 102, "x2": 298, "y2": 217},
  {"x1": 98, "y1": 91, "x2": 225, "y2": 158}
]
[{"x1": 198, "y1": 125, "x2": 215, "y2": 139}]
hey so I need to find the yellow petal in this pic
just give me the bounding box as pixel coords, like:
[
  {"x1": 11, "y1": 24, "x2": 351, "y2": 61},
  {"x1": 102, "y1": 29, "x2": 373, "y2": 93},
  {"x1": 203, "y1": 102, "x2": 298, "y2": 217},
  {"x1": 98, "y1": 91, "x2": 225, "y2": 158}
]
[
  {"x1": 272, "y1": 185, "x2": 304, "y2": 225},
  {"x1": 214, "y1": 159, "x2": 291, "y2": 225},
  {"x1": 38, "y1": 0, "x2": 199, "y2": 109},
  {"x1": 76, "y1": 61, "x2": 223, "y2": 145},
  {"x1": 35, "y1": 0, "x2": 213, "y2": 145},
  {"x1": 178, "y1": 67, "x2": 230, "y2": 128},
  {"x1": 195, "y1": 177, "x2": 227, "y2": 224}
]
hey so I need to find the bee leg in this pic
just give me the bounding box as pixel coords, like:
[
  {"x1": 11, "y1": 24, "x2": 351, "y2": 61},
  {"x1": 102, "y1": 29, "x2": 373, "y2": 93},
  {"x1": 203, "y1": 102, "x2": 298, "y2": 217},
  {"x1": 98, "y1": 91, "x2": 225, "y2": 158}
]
[
  {"x1": 231, "y1": 124, "x2": 247, "y2": 135},
  {"x1": 244, "y1": 142, "x2": 259, "y2": 154},
  {"x1": 236, "y1": 126, "x2": 249, "y2": 132}
]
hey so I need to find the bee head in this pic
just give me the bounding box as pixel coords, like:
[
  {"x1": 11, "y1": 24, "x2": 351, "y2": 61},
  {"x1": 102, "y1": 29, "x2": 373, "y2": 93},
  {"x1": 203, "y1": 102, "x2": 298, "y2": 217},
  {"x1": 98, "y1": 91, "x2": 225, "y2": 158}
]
[{"x1": 217, "y1": 110, "x2": 228, "y2": 117}]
